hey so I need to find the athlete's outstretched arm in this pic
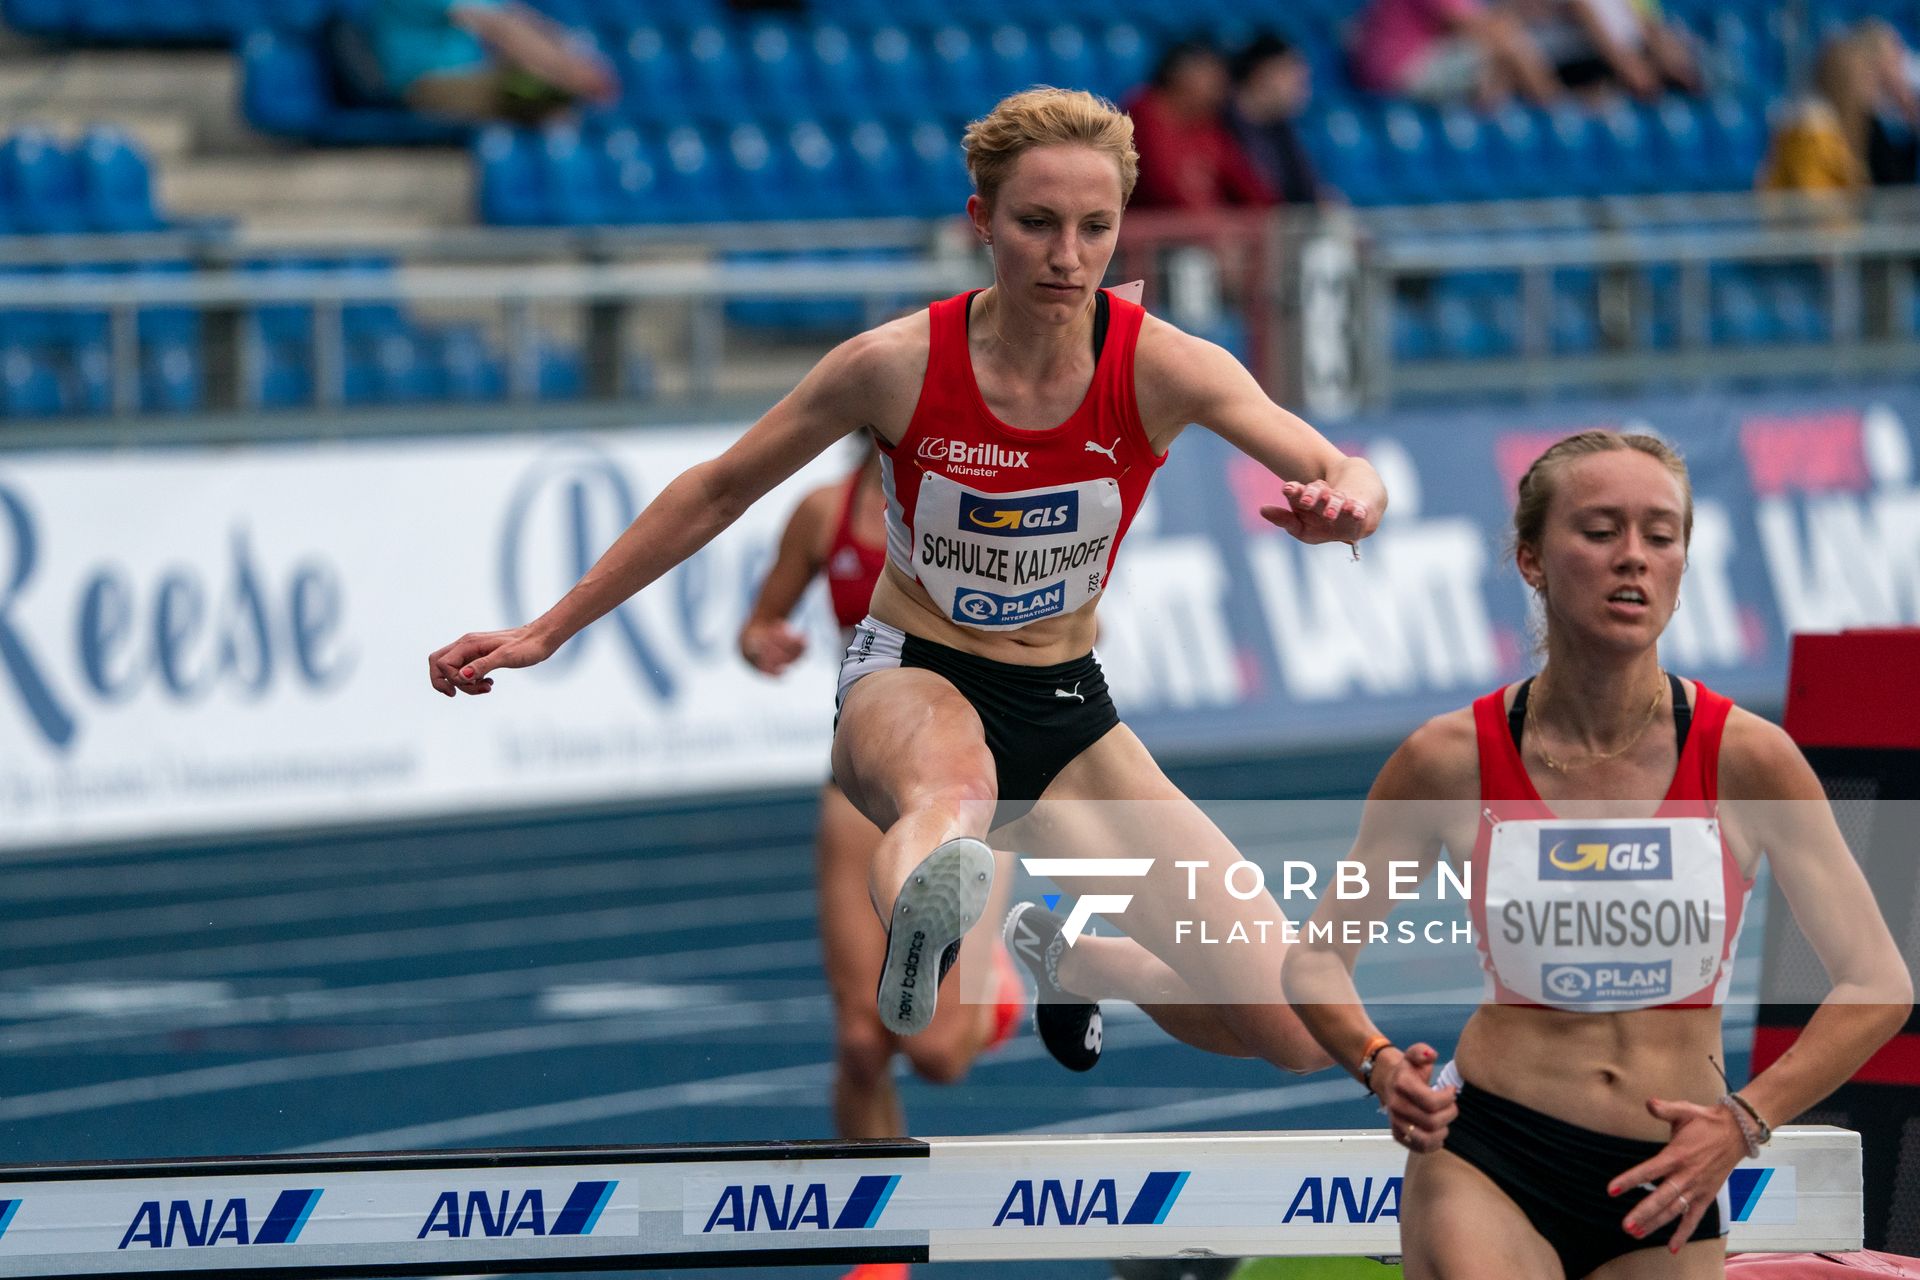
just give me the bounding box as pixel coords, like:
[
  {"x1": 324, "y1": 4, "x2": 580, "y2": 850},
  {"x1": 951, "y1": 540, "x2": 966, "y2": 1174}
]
[
  {"x1": 429, "y1": 331, "x2": 888, "y2": 696},
  {"x1": 738, "y1": 484, "x2": 836, "y2": 676},
  {"x1": 1135, "y1": 318, "x2": 1386, "y2": 547},
  {"x1": 1282, "y1": 711, "x2": 1470, "y2": 1150}
]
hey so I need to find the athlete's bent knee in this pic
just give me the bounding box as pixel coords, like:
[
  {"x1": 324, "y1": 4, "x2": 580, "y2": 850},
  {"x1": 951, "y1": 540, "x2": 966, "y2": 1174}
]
[
  {"x1": 836, "y1": 1016, "x2": 896, "y2": 1087},
  {"x1": 899, "y1": 777, "x2": 997, "y2": 832},
  {"x1": 903, "y1": 1041, "x2": 974, "y2": 1087}
]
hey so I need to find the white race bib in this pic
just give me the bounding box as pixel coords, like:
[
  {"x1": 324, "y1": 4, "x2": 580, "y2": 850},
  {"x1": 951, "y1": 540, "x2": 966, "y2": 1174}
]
[
  {"x1": 911, "y1": 472, "x2": 1123, "y2": 631},
  {"x1": 1483, "y1": 816, "x2": 1728, "y2": 1011}
]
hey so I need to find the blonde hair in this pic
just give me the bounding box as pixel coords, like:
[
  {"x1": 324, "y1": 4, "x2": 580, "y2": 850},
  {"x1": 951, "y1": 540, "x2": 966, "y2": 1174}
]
[
  {"x1": 1513, "y1": 430, "x2": 1695, "y2": 555},
  {"x1": 962, "y1": 87, "x2": 1139, "y2": 206}
]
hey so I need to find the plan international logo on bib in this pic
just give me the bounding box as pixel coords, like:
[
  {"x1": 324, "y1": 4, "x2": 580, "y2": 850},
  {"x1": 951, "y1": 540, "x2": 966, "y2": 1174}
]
[
  {"x1": 1538, "y1": 827, "x2": 1672, "y2": 880},
  {"x1": 960, "y1": 490, "x2": 1079, "y2": 537},
  {"x1": 953, "y1": 584, "x2": 1067, "y2": 625}
]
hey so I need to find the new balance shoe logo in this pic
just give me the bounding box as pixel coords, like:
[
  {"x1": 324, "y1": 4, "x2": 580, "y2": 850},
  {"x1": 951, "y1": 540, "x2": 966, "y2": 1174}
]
[
  {"x1": 1054, "y1": 683, "x2": 1085, "y2": 703},
  {"x1": 1084, "y1": 439, "x2": 1119, "y2": 464}
]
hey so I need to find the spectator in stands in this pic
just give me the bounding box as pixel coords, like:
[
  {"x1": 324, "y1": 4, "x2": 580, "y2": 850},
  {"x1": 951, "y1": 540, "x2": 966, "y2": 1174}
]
[
  {"x1": 362, "y1": 0, "x2": 618, "y2": 124},
  {"x1": 1127, "y1": 40, "x2": 1277, "y2": 210},
  {"x1": 1520, "y1": 0, "x2": 1702, "y2": 99},
  {"x1": 1226, "y1": 33, "x2": 1329, "y2": 207},
  {"x1": 1758, "y1": 34, "x2": 1873, "y2": 196},
  {"x1": 1349, "y1": 0, "x2": 1562, "y2": 110},
  {"x1": 1857, "y1": 19, "x2": 1919, "y2": 186}
]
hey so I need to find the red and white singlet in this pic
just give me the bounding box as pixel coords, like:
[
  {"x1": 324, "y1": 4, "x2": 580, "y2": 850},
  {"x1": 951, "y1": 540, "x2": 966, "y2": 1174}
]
[
  {"x1": 1466, "y1": 681, "x2": 1754, "y2": 1012},
  {"x1": 874, "y1": 288, "x2": 1165, "y2": 632},
  {"x1": 824, "y1": 468, "x2": 886, "y2": 632}
]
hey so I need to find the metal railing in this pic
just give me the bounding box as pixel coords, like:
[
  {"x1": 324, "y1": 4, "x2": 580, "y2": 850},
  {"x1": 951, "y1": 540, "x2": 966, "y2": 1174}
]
[{"x1": 2, "y1": 190, "x2": 1917, "y2": 427}]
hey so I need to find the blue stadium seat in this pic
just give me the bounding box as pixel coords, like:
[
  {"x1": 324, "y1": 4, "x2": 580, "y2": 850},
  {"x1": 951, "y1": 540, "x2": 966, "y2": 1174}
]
[
  {"x1": 128, "y1": 260, "x2": 199, "y2": 348},
  {"x1": 141, "y1": 340, "x2": 202, "y2": 413},
  {"x1": 602, "y1": 126, "x2": 661, "y2": 222},
  {"x1": 926, "y1": 26, "x2": 985, "y2": 118},
  {"x1": 1592, "y1": 102, "x2": 1655, "y2": 195},
  {"x1": 433, "y1": 324, "x2": 506, "y2": 402},
  {"x1": 1711, "y1": 264, "x2": 1773, "y2": 345},
  {"x1": 1552, "y1": 269, "x2": 1600, "y2": 354},
  {"x1": 866, "y1": 28, "x2": 932, "y2": 112},
  {"x1": 1038, "y1": 25, "x2": 1097, "y2": 97},
  {"x1": 68, "y1": 335, "x2": 112, "y2": 415},
  {"x1": 745, "y1": 21, "x2": 813, "y2": 118},
  {"x1": 1478, "y1": 106, "x2": 1552, "y2": 200},
  {"x1": 1392, "y1": 284, "x2": 1437, "y2": 362},
  {"x1": 1, "y1": 344, "x2": 62, "y2": 416},
  {"x1": 906, "y1": 118, "x2": 968, "y2": 213},
  {"x1": 1432, "y1": 107, "x2": 1496, "y2": 202},
  {"x1": 1378, "y1": 104, "x2": 1440, "y2": 204},
  {"x1": 1316, "y1": 106, "x2": 1387, "y2": 206},
  {"x1": 79, "y1": 127, "x2": 160, "y2": 232},
  {"x1": 0, "y1": 0, "x2": 71, "y2": 38},
  {"x1": 1759, "y1": 264, "x2": 1829, "y2": 344},
  {"x1": 659, "y1": 124, "x2": 723, "y2": 221},
  {"x1": 476, "y1": 126, "x2": 545, "y2": 226},
  {"x1": 1703, "y1": 96, "x2": 1764, "y2": 191},
  {"x1": 683, "y1": 24, "x2": 750, "y2": 122},
  {"x1": 1543, "y1": 105, "x2": 1602, "y2": 197},
  {"x1": 240, "y1": 32, "x2": 330, "y2": 141},
  {"x1": 537, "y1": 338, "x2": 584, "y2": 400},
  {"x1": 1095, "y1": 23, "x2": 1151, "y2": 100},
  {"x1": 540, "y1": 124, "x2": 608, "y2": 224},
  {"x1": 844, "y1": 118, "x2": 916, "y2": 217},
  {"x1": 1650, "y1": 97, "x2": 1709, "y2": 186},
  {"x1": 1, "y1": 130, "x2": 84, "y2": 235},
  {"x1": 619, "y1": 26, "x2": 688, "y2": 124},
  {"x1": 784, "y1": 120, "x2": 851, "y2": 219},
  {"x1": 981, "y1": 24, "x2": 1040, "y2": 103},
  {"x1": 807, "y1": 24, "x2": 869, "y2": 118},
  {"x1": 722, "y1": 121, "x2": 788, "y2": 220}
]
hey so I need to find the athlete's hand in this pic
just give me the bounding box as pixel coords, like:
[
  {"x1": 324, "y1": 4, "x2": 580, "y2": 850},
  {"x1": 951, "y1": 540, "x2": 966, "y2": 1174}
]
[
  {"x1": 1609, "y1": 1096, "x2": 1750, "y2": 1253},
  {"x1": 428, "y1": 625, "x2": 555, "y2": 697},
  {"x1": 739, "y1": 619, "x2": 808, "y2": 676},
  {"x1": 1376, "y1": 1043, "x2": 1458, "y2": 1154},
  {"x1": 1260, "y1": 480, "x2": 1377, "y2": 549}
]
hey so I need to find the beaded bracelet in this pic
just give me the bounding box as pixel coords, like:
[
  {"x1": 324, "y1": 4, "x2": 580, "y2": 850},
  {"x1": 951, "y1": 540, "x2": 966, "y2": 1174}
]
[
  {"x1": 1727, "y1": 1091, "x2": 1774, "y2": 1146},
  {"x1": 1721, "y1": 1095, "x2": 1763, "y2": 1158}
]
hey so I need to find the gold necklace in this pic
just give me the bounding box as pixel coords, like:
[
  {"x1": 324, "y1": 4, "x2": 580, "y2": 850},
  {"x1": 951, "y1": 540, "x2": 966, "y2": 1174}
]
[{"x1": 1527, "y1": 667, "x2": 1667, "y2": 773}]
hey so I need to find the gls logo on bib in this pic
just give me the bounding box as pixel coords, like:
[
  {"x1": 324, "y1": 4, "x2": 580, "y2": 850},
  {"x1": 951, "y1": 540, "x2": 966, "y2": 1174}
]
[{"x1": 960, "y1": 490, "x2": 1079, "y2": 537}]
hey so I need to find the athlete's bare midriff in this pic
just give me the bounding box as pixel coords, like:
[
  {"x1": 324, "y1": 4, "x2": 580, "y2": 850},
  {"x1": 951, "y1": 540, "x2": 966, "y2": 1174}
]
[
  {"x1": 1456, "y1": 1002, "x2": 1729, "y2": 1141},
  {"x1": 867, "y1": 561, "x2": 1101, "y2": 664}
]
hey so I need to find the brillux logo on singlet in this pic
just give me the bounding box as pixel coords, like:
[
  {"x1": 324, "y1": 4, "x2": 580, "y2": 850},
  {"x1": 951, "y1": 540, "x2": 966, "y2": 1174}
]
[{"x1": 913, "y1": 472, "x2": 1123, "y2": 630}]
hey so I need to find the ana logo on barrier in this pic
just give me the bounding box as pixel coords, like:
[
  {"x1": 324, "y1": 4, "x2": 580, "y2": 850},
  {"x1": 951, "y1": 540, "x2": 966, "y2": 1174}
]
[
  {"x1": 992, "y1": 1171, "x2": 1189, "y2": 1228},
  {"x1": 418, "y1": 1181, "x2": 617, "y2": 1239},
  {"x1": 1539, "y1": 828, "x2": 1672, "y2": 880},
  {"x1": 0, "y1": 1199, "x2": 19, "y2": 1242},
  {"x1": 117, "y1": 1190, "x2": 322, "y2": 1250},
  {"x1": 1281, "y1": 1176, "x2": 1400, "y2": 1225},
  {"x1": 700, "y1": 1175, "x2": 899, "y2": 1235}
]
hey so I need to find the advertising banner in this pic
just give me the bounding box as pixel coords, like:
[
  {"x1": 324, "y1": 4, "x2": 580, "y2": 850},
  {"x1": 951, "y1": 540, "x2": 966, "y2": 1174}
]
[{"x1": 2, "y1": 385, "x2": 1916, "y2": 849}]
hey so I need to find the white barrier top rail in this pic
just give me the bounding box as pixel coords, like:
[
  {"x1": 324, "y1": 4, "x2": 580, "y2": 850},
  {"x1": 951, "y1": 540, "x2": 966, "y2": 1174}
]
[{"x1": 0, "y1": 1127, "x2": 1859, "y2": 1277}]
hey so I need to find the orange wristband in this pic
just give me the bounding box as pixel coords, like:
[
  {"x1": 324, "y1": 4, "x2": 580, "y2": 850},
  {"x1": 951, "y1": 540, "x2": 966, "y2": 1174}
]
[{"x1": 1356, "y1": 1035, "x2": 1393, "y2": 1085}]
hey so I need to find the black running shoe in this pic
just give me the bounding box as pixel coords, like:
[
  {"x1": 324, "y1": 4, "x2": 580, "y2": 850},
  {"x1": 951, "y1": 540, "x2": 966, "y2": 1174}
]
[
  {"x1": 876, "y1": 837, "x2": 994, "y2": 1036},
  {"x1": 1003, "y1": 901, "x2": 1102, "y2": 1072}
]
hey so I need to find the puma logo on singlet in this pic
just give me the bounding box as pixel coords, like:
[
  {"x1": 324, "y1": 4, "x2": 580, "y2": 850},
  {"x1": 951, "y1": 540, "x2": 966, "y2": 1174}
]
[
  {"x1": 1055, "y1": 683, "x2": 1085, "y2": 703},
  {"x1": 1084, "y1": 439, "x2": 1119, "y2": 464}
]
